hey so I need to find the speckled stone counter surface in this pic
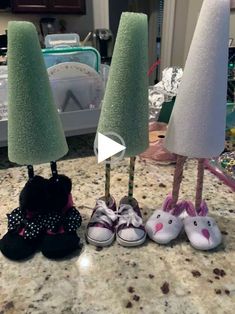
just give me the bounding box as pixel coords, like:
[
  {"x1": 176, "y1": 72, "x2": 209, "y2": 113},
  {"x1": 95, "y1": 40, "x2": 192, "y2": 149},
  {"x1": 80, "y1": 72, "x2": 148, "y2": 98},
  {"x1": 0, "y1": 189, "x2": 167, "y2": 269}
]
[{"x1": 0, "y1": 135, "x2": 234, "y2": 314}]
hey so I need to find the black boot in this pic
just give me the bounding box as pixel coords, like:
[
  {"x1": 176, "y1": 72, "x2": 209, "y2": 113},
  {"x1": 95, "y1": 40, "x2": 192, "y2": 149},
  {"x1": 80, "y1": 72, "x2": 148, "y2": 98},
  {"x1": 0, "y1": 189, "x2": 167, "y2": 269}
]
[
  {"x1": 0, "y1": 176, "x2": 49, "y2": 261},
  {"x1": 40, "y1": 175, "x2": 82, "y2": 259}
]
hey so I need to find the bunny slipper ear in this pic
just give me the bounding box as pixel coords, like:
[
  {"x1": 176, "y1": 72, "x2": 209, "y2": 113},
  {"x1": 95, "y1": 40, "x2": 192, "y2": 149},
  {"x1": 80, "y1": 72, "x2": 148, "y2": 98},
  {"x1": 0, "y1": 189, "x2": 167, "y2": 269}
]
[
  {"x1": 162, "y1": 195, "x2": 187, "y2": 216},
  {"x1": 171, "y1": 200, "x2": 187, "y2": 217},
  {"x1": 197, "y1": 200, "x2": 209, "y2": 216},
  {"x1": 162, "y1": 194, "x2": 173, "y2": 212},
  {"x1": 185, "y1": 201, "x2": 197, "y2": 217}
]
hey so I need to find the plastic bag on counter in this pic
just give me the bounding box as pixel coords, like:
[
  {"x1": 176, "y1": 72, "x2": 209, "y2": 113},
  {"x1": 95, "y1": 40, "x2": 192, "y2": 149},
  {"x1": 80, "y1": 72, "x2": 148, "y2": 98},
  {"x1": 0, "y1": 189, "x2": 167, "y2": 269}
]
[
  {"x1": 148, "y1": 89, "x2": 164, "y2": 120},
  {"x1": 140, "y1": 121, "x2": 177, "y2": 165},
  {"x1": 205, "y1": 152, "x2": 235, "y2": 191},
  {"x1": 149, "y1": 67, "x2": 183, "y2": 121},
  {"x1": 154, "y1": 67, "x2": 183, "y2": 98}
]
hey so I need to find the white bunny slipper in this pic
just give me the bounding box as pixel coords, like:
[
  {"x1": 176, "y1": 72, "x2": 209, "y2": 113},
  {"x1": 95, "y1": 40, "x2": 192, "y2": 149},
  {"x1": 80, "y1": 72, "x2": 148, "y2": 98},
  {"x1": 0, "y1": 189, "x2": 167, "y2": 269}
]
[
  {"x1": 184, "y1": 201, "x2": 222, "y2": 250},
  {"x1": 145, "y1": 195, "x2": 187, "y2": 244}
]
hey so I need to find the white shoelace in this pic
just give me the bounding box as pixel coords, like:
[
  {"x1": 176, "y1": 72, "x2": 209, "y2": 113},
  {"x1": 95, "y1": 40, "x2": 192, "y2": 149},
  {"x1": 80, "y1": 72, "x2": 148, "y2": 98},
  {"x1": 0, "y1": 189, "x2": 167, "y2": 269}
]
[
  {"x1": 117, "y1": 204, "x2": 143, "y2": 228},
  {"x1": 90, "y1": 200, "x2": 117, "y2": 226}
]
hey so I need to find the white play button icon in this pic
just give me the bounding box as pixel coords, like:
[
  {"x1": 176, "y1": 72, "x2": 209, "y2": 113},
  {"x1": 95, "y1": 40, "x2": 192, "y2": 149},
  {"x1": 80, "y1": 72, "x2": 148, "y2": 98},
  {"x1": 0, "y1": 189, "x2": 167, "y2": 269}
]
[{"x1": 94, "y1": 132, "x2": 126, "y2": 163}]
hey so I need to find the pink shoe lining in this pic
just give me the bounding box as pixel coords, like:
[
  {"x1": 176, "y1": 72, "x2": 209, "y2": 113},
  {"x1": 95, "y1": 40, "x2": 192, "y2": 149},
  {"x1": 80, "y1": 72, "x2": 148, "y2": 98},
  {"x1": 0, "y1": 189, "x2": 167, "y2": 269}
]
[
  {"x1": 62, "y1": 193, "x2": 74, "y2": 214},
  {"x1": 18, "y1": 211, "x2": 34, "y2": 236},
  {"x1": 47, "y1": 193, "x2": 74, "y2": 235}
]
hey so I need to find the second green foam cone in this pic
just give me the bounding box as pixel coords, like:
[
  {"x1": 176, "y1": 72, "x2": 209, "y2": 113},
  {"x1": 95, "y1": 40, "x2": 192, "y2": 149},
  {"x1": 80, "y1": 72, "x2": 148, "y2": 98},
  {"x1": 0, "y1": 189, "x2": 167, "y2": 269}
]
[
  {"x1": 97, "y1": 12, "x2": 149, "y2": 157},
  {"x1": 7, "y1": 21, "x2": 68, "y2": 165}
]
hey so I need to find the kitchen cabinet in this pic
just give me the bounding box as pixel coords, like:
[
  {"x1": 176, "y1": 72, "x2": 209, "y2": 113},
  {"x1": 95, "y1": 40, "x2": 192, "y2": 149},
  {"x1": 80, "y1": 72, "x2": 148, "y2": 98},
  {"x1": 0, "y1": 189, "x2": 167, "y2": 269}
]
[
  {"x1": 11, "y1": 0, "x2": 86, "y2": 14},
  {"x1": 49, "y1": 1, "x2": 86, "y2": 13},
  {"x1": 11, "y1": 0, "x2": 49, "y2": 12},
  {"x1": 0, "y1": 0, "x2": 11, "y2": 10}
]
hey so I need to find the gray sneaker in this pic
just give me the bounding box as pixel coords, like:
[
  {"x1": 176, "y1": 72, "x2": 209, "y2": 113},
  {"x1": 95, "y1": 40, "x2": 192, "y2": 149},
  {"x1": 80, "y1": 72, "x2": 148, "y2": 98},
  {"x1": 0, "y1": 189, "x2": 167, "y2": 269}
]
[
  {"x1": 86, "y1": 196, "x2": 117, "y2": 247},
  {"x1": 116, "y1": 196, "x2": 146, "y2": 247}
]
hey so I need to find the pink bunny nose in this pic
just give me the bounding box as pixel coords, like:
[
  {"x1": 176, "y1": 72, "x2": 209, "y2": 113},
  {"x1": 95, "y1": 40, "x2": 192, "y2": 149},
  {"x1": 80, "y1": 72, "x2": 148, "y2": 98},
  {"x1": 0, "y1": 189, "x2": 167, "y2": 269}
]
[
  {"x1": 202, "y1": 229, "x2": 210, "y2": 240},
  {"x1": 155, "y1": 223, "x2": 163, "y2": 233}
]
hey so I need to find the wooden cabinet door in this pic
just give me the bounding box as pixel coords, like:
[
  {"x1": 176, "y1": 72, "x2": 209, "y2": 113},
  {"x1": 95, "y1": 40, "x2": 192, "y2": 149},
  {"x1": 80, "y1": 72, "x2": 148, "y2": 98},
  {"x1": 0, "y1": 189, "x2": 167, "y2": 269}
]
[
  {"x1": 49, "y1": 0, "x2": 86, "y2": 14},
  {"x1": 11, "y1": 0, "x2": 49, "y2": 13}
]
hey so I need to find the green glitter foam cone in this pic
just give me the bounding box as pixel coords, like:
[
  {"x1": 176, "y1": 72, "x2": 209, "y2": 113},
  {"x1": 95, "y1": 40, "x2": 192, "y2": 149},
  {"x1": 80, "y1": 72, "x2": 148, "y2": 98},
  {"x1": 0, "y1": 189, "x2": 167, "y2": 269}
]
[
  {"x1": 97, "y1": 12, "x2": 149, "y2": 157},
  {"x1": 7, "y1": 21, "x2": 68, "y2": 165}
]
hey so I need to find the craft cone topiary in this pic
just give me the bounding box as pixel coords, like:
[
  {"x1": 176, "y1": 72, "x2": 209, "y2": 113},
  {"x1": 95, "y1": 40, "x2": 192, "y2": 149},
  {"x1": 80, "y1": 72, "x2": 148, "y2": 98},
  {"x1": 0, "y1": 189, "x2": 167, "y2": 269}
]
[
  {"x1": 7, "y1": 21, "x2": 68, "y2": 165},
  {"x1": 97, "y1": 12, "x2": 149, "y2": 157},
  {"x1": 165, "y1": 0, "x2": 230, "y2": 158}
]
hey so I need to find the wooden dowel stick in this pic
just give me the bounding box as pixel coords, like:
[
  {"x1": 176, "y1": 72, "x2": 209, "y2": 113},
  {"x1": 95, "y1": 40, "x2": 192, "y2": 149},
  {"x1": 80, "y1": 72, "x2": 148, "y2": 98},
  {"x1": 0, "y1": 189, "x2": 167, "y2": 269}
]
[
  {"x1": 105, "y1": 158, "x2": 111, "y2": 202},
  {"x1": 128, "y1": 156, "x2": 136, "y2": 201}
]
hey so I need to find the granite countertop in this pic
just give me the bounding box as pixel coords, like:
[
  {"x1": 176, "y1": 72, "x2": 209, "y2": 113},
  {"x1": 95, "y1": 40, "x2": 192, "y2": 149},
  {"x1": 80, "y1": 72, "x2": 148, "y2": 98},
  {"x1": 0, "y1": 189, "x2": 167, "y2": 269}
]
[{"x1": 0, "y1": 135, "x2": 234, "y2": 314}]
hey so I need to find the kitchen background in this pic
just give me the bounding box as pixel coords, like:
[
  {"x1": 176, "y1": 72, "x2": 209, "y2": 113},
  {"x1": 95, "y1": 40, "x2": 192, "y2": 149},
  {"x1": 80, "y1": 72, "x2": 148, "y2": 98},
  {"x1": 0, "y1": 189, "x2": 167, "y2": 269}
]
[
  {"x1": 172, "y1": 0, "x2": 235, "y2": 67},
  {"x1": 0, "y1": 0, "x2": 234, "y2": 147},
  {"x1": 0, "y1": 0, "x2": 164, "y2": 85},
  {"x1": 1, "y1": 0, "x2": 235, "y2": 73}
]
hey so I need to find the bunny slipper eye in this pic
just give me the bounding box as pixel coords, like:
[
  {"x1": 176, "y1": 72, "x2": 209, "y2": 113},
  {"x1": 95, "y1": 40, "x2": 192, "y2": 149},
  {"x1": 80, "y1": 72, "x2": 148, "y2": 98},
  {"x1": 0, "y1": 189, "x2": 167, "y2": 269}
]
[
  {"x1": 168, "y1": 219, "x2": 173, "y2": 224},
  {"x1": 207, "y1": 221, "x2": 211, "y2": 227},
  {"x1": 194, "y1": 221, "x2": 197, "y2": 226},
  {"x1": 157, "y1": 214, "x2": 161, "y2": 219}
]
